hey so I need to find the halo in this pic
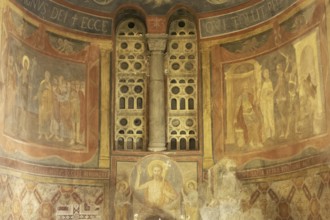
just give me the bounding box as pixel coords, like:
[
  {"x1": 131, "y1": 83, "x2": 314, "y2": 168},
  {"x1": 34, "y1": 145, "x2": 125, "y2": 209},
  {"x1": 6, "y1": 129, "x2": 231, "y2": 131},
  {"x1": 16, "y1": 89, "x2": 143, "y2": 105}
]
[
  {"x1": 22, "y1": 55, "x2": 30, "y2": 70},
  {"x1": 147, "y1": 160, "x2": 166, "y2": 177},
  {"x1": 185, "y1": 180, "x2": 197, "y2": 191},
  {"x1": 116, "y1": 180, "x2": 128, "y2": 191}
]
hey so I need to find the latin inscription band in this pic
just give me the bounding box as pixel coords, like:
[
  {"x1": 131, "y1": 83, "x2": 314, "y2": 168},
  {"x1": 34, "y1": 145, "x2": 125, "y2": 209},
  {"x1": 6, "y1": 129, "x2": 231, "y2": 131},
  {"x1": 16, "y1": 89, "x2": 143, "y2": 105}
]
[
  {"x1": 13, "y1": 0, "x2": 112, "y2": 36},
  {"x1": 199, "y1": 0, "x2": 297, "y2": 38}
]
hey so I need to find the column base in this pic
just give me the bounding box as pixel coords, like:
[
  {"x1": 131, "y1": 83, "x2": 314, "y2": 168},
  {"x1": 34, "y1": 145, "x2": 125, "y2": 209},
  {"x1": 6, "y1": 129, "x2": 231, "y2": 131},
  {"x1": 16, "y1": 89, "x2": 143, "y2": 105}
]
[{"x1": 148, "y1": 142, "x2": 167, "y2": 152}]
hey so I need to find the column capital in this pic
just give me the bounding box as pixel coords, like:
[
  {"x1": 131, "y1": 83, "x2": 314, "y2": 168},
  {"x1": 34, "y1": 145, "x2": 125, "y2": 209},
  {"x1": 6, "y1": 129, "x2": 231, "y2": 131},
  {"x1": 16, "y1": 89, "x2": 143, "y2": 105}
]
[
  {"x1": 99, "y1": 47, "x2": 111, "y2": 59},
  {"x1": 146, "y1": 33, "x2": 168, "y2": 52},
  {"x1": 99, "y1": 42, "x2": 113, "y2": 53}
]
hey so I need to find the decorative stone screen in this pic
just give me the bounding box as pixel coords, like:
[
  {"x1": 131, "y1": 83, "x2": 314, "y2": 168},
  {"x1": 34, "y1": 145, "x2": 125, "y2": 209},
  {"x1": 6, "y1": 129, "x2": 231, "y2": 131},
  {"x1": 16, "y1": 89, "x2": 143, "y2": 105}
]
[
  {"x1": 166, "y1": 18, "x2": 199, "y2": 150},
  {"x1": 115, "y1": 18, "x2": 148, "y2": 150},
  {"x1": 114, "y1": 15, "x2": 199, "y2": 151}
]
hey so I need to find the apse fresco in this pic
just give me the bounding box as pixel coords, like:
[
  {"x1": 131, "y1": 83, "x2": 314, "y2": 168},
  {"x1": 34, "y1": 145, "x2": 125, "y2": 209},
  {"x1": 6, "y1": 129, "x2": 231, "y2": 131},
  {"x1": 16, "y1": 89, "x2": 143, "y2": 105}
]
[
  {"x1": 3, "y1": 36, "x2": 87, "y2": 149},
  {"x1": 112, "y1": 155, "x2": 199, "y2": 220},
  {"x1": 224, "y1": 29, "x2": 326, "y2": 152}
]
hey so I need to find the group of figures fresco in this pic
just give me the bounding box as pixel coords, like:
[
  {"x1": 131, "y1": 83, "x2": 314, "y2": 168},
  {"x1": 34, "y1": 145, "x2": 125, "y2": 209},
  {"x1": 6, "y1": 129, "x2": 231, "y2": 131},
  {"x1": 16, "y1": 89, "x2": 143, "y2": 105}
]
[
  {"x1": 3, "y1": 38, "x2": 86, "y2": 148},
  {"x1": 114, "y1": 156, "x2": 200, "y2": 220},
  {"x1": 225, "y1": 31, "x2": 326, "y2": 150}
]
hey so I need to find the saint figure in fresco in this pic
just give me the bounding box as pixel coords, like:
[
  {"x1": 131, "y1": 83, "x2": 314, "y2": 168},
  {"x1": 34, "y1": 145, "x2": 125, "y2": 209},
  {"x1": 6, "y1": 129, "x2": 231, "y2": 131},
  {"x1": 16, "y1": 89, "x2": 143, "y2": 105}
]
[
  {"x1": 15, "y1": 55, "x2": 30, "y2": 136},
  {"x1": 135, "y1": 160, "x2": 178, "y2": 209},
  {"x1": 4, "y1": 55, "x2": 17, "y2": 133},
  {"x1": 285, "y1": 60, "x2": 300, "y2": 138},
  {"x1": 69, "y1": 80, "x2": 81, "y2": 145},
  {"x1": 259, "y1": 68, "x2": 275, "y2": 141},
  {"x1": 114, "y1": 180, "x2": 132, "y2": 220},
  {"x1": 49, "y1": 76, "x2": 61, "y2": 141},
  {"x1": 273, "y1": 63, "x2": 288, "y2": 138},
  {"x1": 182, "y1": 180, "x2": 199, "y2": 220},
  {"x1": 52, "y1": 75, "x2": 71, "y2": 142},
  {"x1": 234, "y1": 82, "x2": 262, "y2": 148},
  {"x1": 36, "y1": 70, "x2": 53, "y2": 140},
  {"x1": 302, "y1": 74, "x2": 317, "y2": 134}
]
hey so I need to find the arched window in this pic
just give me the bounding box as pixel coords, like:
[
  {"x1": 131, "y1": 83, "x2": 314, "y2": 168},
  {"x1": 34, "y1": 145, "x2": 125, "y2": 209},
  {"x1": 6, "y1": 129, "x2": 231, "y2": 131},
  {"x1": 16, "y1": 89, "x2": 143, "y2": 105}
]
[
  {"x1": 113, "y1": 9, "x2": 199, "y2": 152},
  {"x1": 171, "y1": 139, "x2": 177, "y2": 150},
  {"x1": 119, "y1": 97, "x2": 125, "y2": 109},
  {"x1": 115, "y1": 15, "x2": 148, "y2": 151},
  {"x1": 189, "y1": 138, "x2": 196, "y2": 150},
  {"x1": 180, "y1": 138, "x2": 187, "y2": 150},
  {"x1": 166, "y1": 9, "x2": 199, "y2": 151},
  {"x1": 117, "y1": 137, "x2": 124, "y2": 150},
  {"x1": 171, "y1": 98, "x2": 177, "y2": 110}
]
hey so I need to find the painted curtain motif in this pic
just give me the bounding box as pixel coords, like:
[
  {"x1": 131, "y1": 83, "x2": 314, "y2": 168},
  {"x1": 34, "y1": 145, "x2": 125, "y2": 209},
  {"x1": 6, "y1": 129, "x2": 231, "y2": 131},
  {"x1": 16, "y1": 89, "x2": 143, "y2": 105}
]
[
  {"x1": 3, "y1": 36, "x2": 87, "y2": 149},
  {"x1": 224, "y1": 29, "x2": 326, "y2": 152}
]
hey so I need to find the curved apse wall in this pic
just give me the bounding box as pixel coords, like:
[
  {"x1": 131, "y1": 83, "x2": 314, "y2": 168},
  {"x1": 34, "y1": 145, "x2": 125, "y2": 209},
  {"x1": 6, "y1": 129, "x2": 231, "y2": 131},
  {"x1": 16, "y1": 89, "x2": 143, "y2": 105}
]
[{"x1": 0, "y1": 0, "x2": 329, "y2": 219}]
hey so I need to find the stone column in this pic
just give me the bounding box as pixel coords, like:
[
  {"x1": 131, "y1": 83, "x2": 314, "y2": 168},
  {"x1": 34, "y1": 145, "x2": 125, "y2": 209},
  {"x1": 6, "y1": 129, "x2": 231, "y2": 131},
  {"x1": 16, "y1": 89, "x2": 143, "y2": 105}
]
[
  {"x1": 146, "y1": 34, "x2": 167, "y2": 152},
  {"x1": 201, "y1": 46, "x2": 214, "y2": 169},
  {"x1": 99, "y1": 45, "x2": 112, "y2": 168}
]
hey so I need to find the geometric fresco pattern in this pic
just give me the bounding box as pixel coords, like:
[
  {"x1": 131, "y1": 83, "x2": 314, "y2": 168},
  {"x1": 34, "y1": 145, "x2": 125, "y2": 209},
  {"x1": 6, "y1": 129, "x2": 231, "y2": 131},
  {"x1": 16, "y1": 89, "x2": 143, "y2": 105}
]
[
  {"x1": 1, "y1": 170, "x2": 329, "y2": 219},
  {"x1": 0, "y1": 174, "x2": 104, "y2": 220},
  {"x1": 240, "y1": 171, "x2": 330, "y2": 219}
]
